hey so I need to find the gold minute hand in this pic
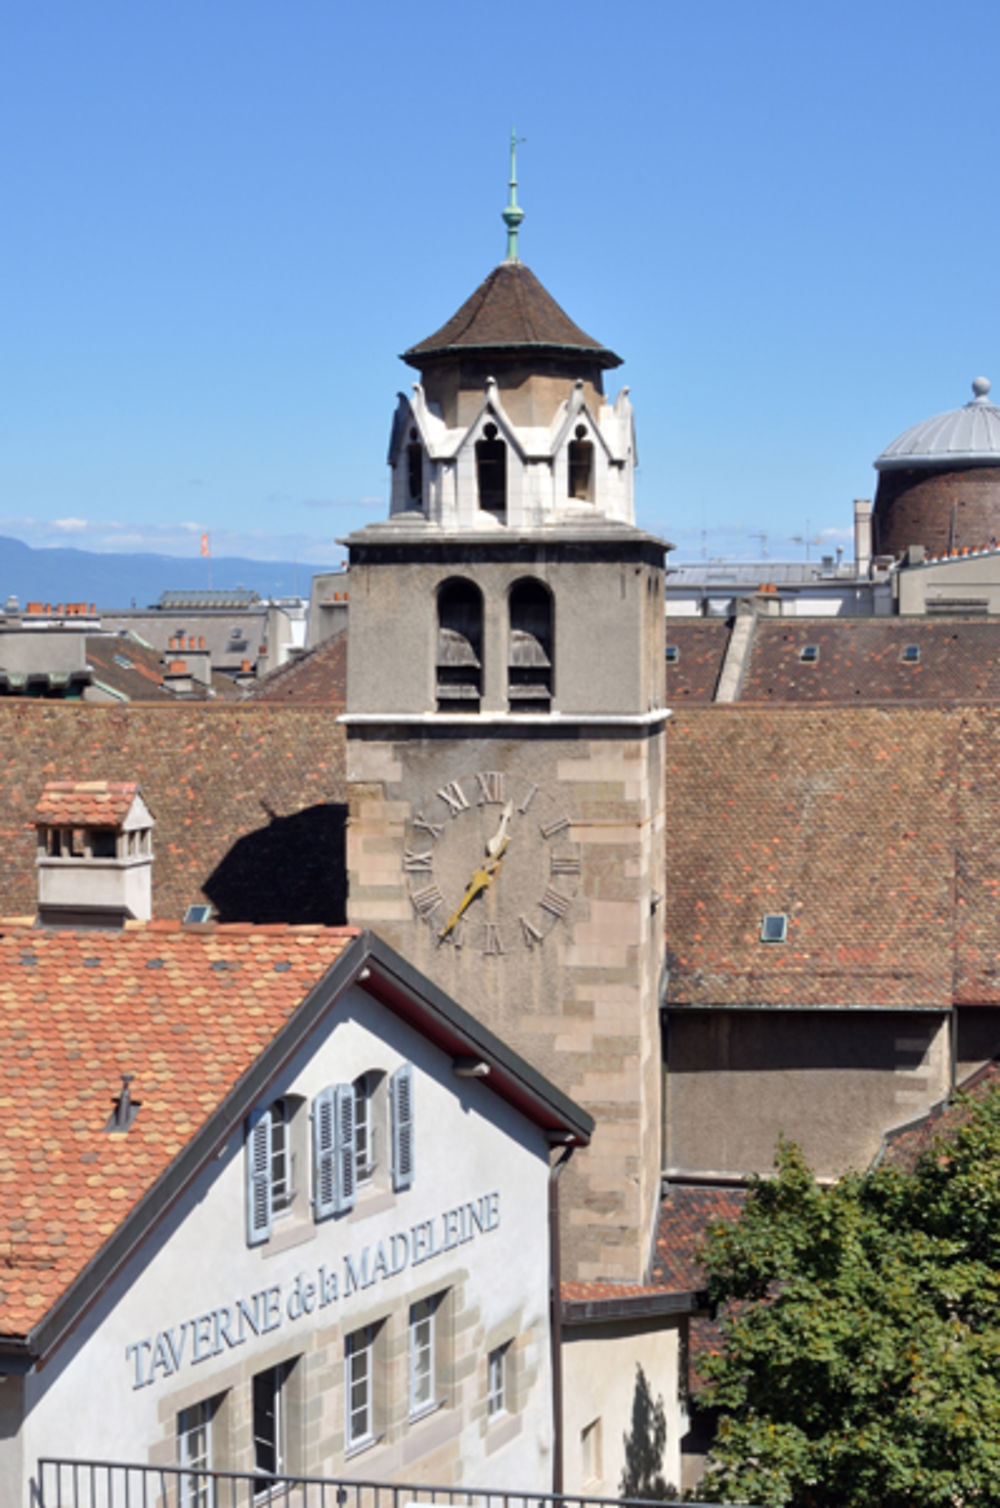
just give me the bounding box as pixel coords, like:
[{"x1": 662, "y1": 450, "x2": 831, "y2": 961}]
[{"x1": 438, "y1": 840, "x2": 509, "y2": 940}]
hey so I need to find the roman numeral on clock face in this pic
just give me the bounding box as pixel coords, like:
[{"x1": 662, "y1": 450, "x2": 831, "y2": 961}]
[
  {"x1": 475, "y1": 771, "x2": 505, "y2": 805},
  {"x1": 550, "y1": 854, "x2": 581, "y2": 876},
  {"x1": 411, "y1": 883, "x2": 444, "y2": 919},
  {"x1": 403, "y1": 849, "x2": 434, "y2": 872},
  {"x1": 412, "y1": 812, "x2": 444, "y2": 841},
  {"x1": 483, "y1": 924, "x2": 505, "y2": 956},
  {"x1": 519, "y1": 915, "x2": 543, "y2": 949},
  {"x1": 540, "y1": 815, "x2": 571, "y2": 840},
  {"x1": 540, "y1": 887, "x2": 571, "y2": 919},
  {"x1": 437, "y1": 781, "x2": 469, "y2": 817}
]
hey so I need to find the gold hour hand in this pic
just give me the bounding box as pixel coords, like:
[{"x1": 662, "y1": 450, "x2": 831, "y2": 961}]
[{"x1": 438, "y1": 844, "x2": 508, "y2": 940}]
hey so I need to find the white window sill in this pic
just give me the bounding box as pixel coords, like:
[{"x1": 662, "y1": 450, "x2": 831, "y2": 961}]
[
  {"x1": 344, "y1": 1431, "x2": 383, "y2": 1461},
  {"x1": 408, "y1": 1398, "x2": 445, "y2": 1426}
]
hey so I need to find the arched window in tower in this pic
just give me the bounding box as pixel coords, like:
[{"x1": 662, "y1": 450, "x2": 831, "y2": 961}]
[
  {"x1": 567, "y1": 425, "x2": 594, "y2": 502},
  {"x1": 476, "y1": 423, "x2": 507, "y2": 518},
  {"x1": 436, "y1": 579, "x2": 483, "y2": 712},
  {"x1": 406, "y1": 428, "x2": 423, "y2": 510},
  {"x1": 508, "y1": 578, "x2": 553, "y2": 712}
]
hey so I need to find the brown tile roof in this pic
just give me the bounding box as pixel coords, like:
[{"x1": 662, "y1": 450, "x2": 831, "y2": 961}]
[
  {"x1": 665, "y1": 622, "x2": 731, "y2": 702},
  {"x1": 665, "y1": 705, "x2": 957, "y2": 1007},
  {"x1": 879, "y1": 1060, "x2": 1000, "y2": 1173},
  {"x1": 651, "y1": 1184, "x2": 748, "y2": 1292},
  {"x1": 741, "y1": 618, "x2": 1000, "y2": 704},
  {"x1": 35, "y1": 780, "x2": 143, "y2": 827},
  {"x1": 0, "y1": 703, "x2": 347, "y2": 923},
  {"x1": 0, "y1": 921, "x2": 358, "y2": 1335},
  {"x1": 402, "y1": 262, "x2": 621, "y2": 369},
  {"x1": 248, "y1": 634, "x2": 347, "y2": 705}
]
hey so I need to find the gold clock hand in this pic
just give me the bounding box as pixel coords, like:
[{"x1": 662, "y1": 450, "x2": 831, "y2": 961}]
[
  {"x1": 486, "y1": 800, "x2": 514, "y2": 858},
  {"x1": 438, "y1": 841, "x2": 509, "y2": 940}
]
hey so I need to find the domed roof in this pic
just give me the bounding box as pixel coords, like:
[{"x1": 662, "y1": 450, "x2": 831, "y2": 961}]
[{"x1": 876, "y1": 378, "x2": 1000, "y2": 471}]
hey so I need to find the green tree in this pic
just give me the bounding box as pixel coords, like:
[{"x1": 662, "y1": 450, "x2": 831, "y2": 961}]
[{"x1": 696, "y1": 1091, "x2": 1000, "y2": 1508}]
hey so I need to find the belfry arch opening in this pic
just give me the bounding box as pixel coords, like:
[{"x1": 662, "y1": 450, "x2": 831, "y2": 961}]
[
  {"x1": 436, "y1": 578, "x2": 483, "y2": 712},
  {"x1": 508, "y1": 578, "x2": 553, "y2": 712},
  {"x1": 476, "y1": 423, "x2": 507, "y2": 519},
  {"x1": 567, "y1": 424, "x2": 594, "y2": 502}
]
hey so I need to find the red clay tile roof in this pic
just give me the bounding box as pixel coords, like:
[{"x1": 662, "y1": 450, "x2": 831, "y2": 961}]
[
  {"x1": 0, "y1": 921, "x2": 358, "y2": 1336},
  {"x1": 665, "y1": 622, "x2": 731, "y2": 702},
  {"x1": 0, "y1": 703, "x2": 347, "y2": 923},
  {"x1": 879, "y1": 1060, "x2": 1000, "y2": 1173},
  {"x1": 665, "y1": 705, "x2": 958, "y2": 1007},
  {"x1": 36, "y1": 780, "x2": 144, "y2": 827},
  {"x1": 651, "y1": 1185, "x2": 748, "y2": 1292},
  {"x1": 740, "y1": 618, "x2": 1000, "y2": 704},
  {"x1": 402, "y1": 262, "x2": 621, "y2": 369},
  {"x1": 247, "y1": 634, "x2": 347, "y2": 705}
]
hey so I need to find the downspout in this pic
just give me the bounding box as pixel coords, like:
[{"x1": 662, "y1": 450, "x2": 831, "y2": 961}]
[{"x1": 549, "y1": 1141, "x2": 575, "y2": 1497}]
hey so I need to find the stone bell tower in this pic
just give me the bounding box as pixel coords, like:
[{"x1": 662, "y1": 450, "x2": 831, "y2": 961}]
[{"x1": 345, "y1": 139, "x2": 670, "y2": 1283}]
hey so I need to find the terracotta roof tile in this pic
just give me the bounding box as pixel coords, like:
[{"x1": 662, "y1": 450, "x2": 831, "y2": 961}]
[
  {"x1": 0, "y1": 922, "x2": 358, "y2": 1336},
  {"x1": 880, "y1": 1060, "x2": 1000, "y2": 1173},
  {"x1": 0, "y1": 703, "x2": 347, "y2": 923},
  {"x1": 651, "y1": 1184, "x2": 748, "y2": 1292},
  {"x1": 36, "y1": 781, "x2": 142, "y2": 827},
  {"x1": 665, "y1": 705, "x2": 957, "y2": 1007},
  {"x1": 247, "y1": 634, "x2": 347, "y2": 705},
  {"x1": 665, "y1": 622, "x2": 731, "y2": 702}
]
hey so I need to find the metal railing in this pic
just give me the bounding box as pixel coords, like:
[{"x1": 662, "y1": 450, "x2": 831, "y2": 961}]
[{"x1": 36, "y1": 1460, "x2": 701, "y2": 1508}]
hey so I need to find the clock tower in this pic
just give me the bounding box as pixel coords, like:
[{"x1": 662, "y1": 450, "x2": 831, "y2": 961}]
[{"x1": 345, "y1": 144, "x2": 668, "y2": 1282}]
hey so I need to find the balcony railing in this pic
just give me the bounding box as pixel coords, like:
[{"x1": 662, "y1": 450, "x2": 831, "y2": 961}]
[{"x1": 36, "y1": 1460, "x2": 702, "y2": 1508}]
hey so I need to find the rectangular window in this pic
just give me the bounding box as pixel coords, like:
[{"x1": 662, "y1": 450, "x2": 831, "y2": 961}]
[
  {"x1": 409, "y1": 1295, "x2": 442, "y2": 1418},
  {"x1": 270, "y1": 1098, "x2": 293, "y2": 1214},
  {"x1": 253, "y1": 1362, "x2": 290, "y2": 1483},
  {"x1": 178, "y1": 1397, "x2": 219, "y2": 1508},
  {"x1": 487, "y1": 1344, "x2": 508, "y2": 1419},
  {"x1": 345, "y1": 1325, "x2": 376, "y2": 1451}
]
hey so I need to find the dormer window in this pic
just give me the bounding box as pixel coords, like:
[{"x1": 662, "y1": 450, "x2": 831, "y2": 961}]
[
  {"x1": 568, "y1": 425, "x2": 593, "y2": 502},
  {"x1": 476, "y1": 423, "x2": 506, "y2": 518},
  {"x1": 508, "y1": 579, "x2": 553, "y2": 712},
  {"x1": 436, "y1": 579, "x2": 483, "y2": 712},
  {"x1": 407, "y1": 427, "x2": 423, "y2": 509}
]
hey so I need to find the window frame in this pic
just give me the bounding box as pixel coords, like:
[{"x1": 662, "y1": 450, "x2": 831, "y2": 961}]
[
  {"x1": 177, "y1": 1396, "x2": 218, "y2": 1508},
  {"x1": 486, "y1": 1343, "x2": 508, "y2": 1420},
  {"x1": 345, "y1": 1324, "x2": 377, "y2": 1453},
  {"x1": 409, "y1": 1294, "x2": 442, "y2": 1420}
]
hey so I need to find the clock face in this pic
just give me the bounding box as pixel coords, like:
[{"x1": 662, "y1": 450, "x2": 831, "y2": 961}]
[{"x1": 402, "y1": 770, "x2": 580, "y2": 956}]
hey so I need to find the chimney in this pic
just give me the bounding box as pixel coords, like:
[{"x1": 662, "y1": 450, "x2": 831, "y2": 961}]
[
  {"x1": 35, "y1": 781, "x2": 155, "y2": 928},
  {"x1": 854, "y1": 499, "x2": 872, "y2": 579}
]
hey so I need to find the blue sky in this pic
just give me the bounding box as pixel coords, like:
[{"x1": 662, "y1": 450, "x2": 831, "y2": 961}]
[{"x1": 2, "y1": 0, "x2": 998, "y2": 568}]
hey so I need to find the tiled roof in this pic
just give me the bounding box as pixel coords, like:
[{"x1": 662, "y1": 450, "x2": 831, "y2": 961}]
[
  {"x1": 651, "y1": 1184, "x2": 748, "y2": 1293},
  {"x1": 0, "y1": 921, "x2": 358, "y2": 1335},
  {"x1": 665, "y1": 705, "x2": 957, "y2": 1007},
  {"x1": 36, "y1": 780, "x2": 142, "y2": 827},
  {"x1": 247, "y1": 634, "x2": 347, "y2": 705},
  {"x1": 741, "y1": 618, "x2": 1000, "y2": 703},
  {"x1": 84, "y1": 634, "x2": 239, "y2": 702},
  {"x1": 665, "y1": 622, "x2": 731, "y2": 702},
  {"x1": 879, "y1": 1060, "x2": 1000, "y2": 1173},
  {"x1": 402, "y1": 262, "x2": 621, "y2": 368},
  {"x1": 0, "y1": 703, "x2": 347, "y2": 923}
]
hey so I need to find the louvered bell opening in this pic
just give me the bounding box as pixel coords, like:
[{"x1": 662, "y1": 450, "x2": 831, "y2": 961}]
[
  {"x1": 436, "y1": 627, "x2": 481, "y2": 707},
  {"x1": 508, "y1": 628, "x2": 552, "y2": 709}
]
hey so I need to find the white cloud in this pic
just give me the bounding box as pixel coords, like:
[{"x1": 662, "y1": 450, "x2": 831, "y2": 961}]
[{"x1": 52, "y1": 517, "x2": 89, "y2": 532}]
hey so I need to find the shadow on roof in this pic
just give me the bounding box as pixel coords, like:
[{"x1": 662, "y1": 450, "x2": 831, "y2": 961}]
[{"x1": 204, "y1": 802, "x2": 347, "y2": 924}]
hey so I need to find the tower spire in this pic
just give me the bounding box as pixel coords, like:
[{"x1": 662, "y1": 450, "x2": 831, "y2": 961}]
[{"x1": 502, "y1": 128, "x2": 525, "y2": 262}]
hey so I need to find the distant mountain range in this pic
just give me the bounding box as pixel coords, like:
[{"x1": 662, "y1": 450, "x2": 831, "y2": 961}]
[{"x1": 0, "y1": 536, "x2": 335, "y2": 610}]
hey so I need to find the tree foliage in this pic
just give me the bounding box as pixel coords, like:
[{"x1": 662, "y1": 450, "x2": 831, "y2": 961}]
[{"x1": 697, "y1": 1089, "x2": 1000, "y2": 1508}]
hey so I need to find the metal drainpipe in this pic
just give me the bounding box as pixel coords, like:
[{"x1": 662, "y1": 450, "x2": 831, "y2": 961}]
[{"x1": 549, "y1": 1142, "x2": 575, "y2": 1497}]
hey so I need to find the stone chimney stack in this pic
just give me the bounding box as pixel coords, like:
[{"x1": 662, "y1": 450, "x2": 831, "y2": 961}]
[{"x1": 35, "y1": 781, "x2": 155, "y2": 928}]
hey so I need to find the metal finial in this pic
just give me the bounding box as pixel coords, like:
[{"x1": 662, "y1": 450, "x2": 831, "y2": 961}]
[{"x1": 502, "y1": 128, "x2": 526, "y2": 262}]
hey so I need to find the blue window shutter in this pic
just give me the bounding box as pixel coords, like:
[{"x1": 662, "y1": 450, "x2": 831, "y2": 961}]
[
  {"x1": 312, "y1": 1086, "x2": 338, "y2": 1220},
  {"x1": 247, "y1": 1106, "x2": 273, "y2": 1245},
  {"x1": 334, "y1": 1083, "x2": 356, "y2": 1214},
  {"x1": 391, "y1": 1063, "x2": 414, "y2": 1192}
]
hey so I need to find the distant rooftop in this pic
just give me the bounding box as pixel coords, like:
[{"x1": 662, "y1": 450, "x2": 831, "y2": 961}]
[{"x1": 155, "y1": 589, "x2": 261, "y2": 610}]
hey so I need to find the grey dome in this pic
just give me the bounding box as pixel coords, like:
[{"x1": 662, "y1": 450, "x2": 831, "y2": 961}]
[{"x1": 876, "y1": 379, "x2": 1000, "y2": 471}]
